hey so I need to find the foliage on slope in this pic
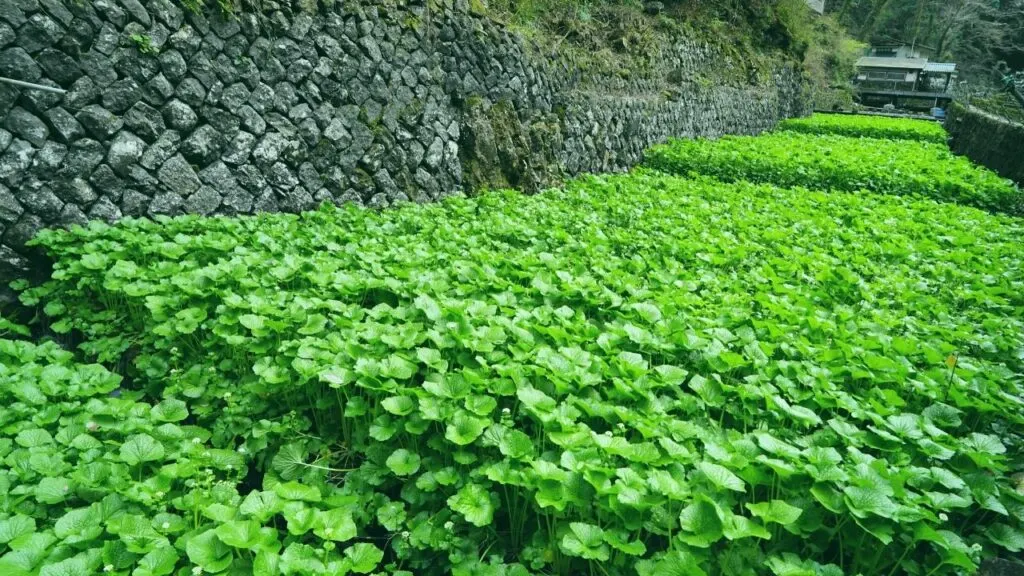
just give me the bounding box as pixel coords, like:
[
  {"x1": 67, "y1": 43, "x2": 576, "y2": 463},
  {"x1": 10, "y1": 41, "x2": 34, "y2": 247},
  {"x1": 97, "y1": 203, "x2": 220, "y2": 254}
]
[
  {"x1": 7, "y1": 168, "x2": 1024, "y2": 575},
  {"x1": 779, "y1": 114, "x2": 948, "y2": 143},
  {"x1": 644, "y1": 132, "x2": 1021, "y2": 213}
]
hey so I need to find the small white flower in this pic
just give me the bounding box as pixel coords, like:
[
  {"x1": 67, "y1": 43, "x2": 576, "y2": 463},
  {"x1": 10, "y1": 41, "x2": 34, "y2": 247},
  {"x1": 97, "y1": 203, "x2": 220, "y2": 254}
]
[
  {"x1": 443, "y1": 521, "x2": 454, "y2": 530},
  {"x1": 224, "y1": 392, "x2": 232, "y2": 399},
  {"x1": 401, "y1": 531, "x2": 410, "y2": 539},
  {"x1": 170, "y1": 368, "x2": 180, "y2": 375},
  {"x1": 155, "y1": 491, "x2": 165, "y2": 498},
  {"x1": 171, "y1": 347, "x2": 179, "y2": 354},
  {"x1": 939, "y1": 513, "x2": 948, "y2": 522},
  {"x1": 970, "y1": 543, "x2": 983, "y2": 552},
  {"x1": 104, "y1": 565, "x2": 114, "y2": 573},
  {"x1": 161, "y1": 521, "x2": 170, "y2": 529},
  {"x1": 191, "y1": 437, "x2": 202, "y2": 444},
  {"x1": 192, "y1": 567, "x2": 203, "y2": 576},
  {"x1": 237, "y1": 446, "x2": 247, "y2": 454},
  {"x1": 617, "y1": 423, "x2": 625, "y2": 430},
  {"x1": 603, "y1": 430, "x2": 613, "y2": 437},
  {"x1": 323, "y1": 526, "x2": 333, "y2": 536},
  {"x1": 501, "y1": 407, "x2": 511, "y2": 414},
  {"x1": 86, "y1": 421, "x2": 98, "y2": 431}
]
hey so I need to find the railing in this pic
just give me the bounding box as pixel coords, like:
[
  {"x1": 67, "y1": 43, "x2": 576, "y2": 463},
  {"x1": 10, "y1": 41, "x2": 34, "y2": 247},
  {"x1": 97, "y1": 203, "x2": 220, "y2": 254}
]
[{"x1": 855, "y1": 79, "x2": 918, "y2": 92}]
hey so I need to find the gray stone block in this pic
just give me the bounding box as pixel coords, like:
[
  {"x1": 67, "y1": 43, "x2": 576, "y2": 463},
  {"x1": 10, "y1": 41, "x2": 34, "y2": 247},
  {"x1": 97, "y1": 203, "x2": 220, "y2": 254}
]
[
  {"x1": 139, "y1": 130, "x2": 179, "y2": 170},
  {"x1": 162, "y1": 99, "x2": 198, "y2": 132},
  {"x1": 236, "y1": 105, "x2": 266, "y2": 135},
  {"x1": 0, "y1": 183, "x2": 23, "y2": 224},
  {"x1": 146, "y1": 190, "x2": 182, "y2": 215},
  {"x1": 157, "y1": 154, "x2": 201, "y2": 196},
  {"x1": 120, "y1": 189, "x2": 149, "y2": 217},
  {"x1": 0, "y1": 47, "x2": 42, "y2": 82},
  {"x1": 92, "y1": 23, "x2": 120, "y2": 55},
  {"x1": 323, "y1": 119, "x2": 351, "y2": 145},
  {"x1": 193, "y1": 160, "x2": 231, "y2": 188},
  {"x1": 101, "y1": 78, "x2": 143, "y2": 114},
  {"x1": 248, "y1": 83, "x2": 275, "y2": 113},
  {"x1": 88, "y1": 164, "x2": 124, "y2": 201},
  {"x1": 0, "y1": 139, "x2": 35, "y2": 187},
  {"x1": 266, "y1": 161, "x2": 298, "y2": 190},
  {"x1": 3, "y1": 213, "x2": 44, "y2": 250},
  {"x1": 87, "y1": 195, "x2": 121, "y2": 222},
  {"x1": 18, "y1": 79, "x2": 64, "y2": 113},
  {"x1": 251, "y1": 132, "x2": 292, "y2": 166},
  {"x1": 30, "y1": 141, "x2": 67, "y2": 175},
  {"x1": 123, "y1": 101, "x2": 165, "y2": 143},
  {"x1": 17, "y1": 13, "x2": 64, "y2": 54},
  {"x1": 5, "y1": 107, "x2": 50, "y2": 147},
  {"x1": 277, "y1": 184, "x2": 314, "y2": 213},
  {"x1": 175, "y1": 77, "x2": 207, "y2": 108},
  {"x1": 142, "y1": 73, "x2": 175, "y2": 106},
  {"x1": 221, "y1": 83, "x2": 250, "y2": 110},
  {"x1": 180, "y1": 125, "x2": 223, "y2": 165},
  {"x1": 76, "y1": 104, "x2": 123, "y2": 141},
  {"x1": 117, "y1": 0, "x2": 151, "y2": 27},
  {"x1": 235, "y1": 163, "x2": 265, "y2": 192},
  {"x1": 54, "y1": 177, "x2": 98, "y2": 205},
  {"x1": 60, "y1": 138, "x2": 104, "y2": 180},
  {"x1": 106, "y1": 130, "x2": 146, "y2": 176},
  {"x1": 65, "y1": 76, "x2": 99, "y2": 110},
  {"x1": 221, "y1": 186, "x2": 252, "y2": 214},
  {"x1": 36, "y1": 48, "x2": 82, "y2": 85},
  {"x1": 222, "y1": 131, "x2": 255, "y2": 165},
  {"x1": 185, "y1": 185, "x2": 222, "y2": 215},
  {"x1": 0, "y1": 23, "x2": 13, "y2": 49},
  {"x1": 159, "y1": 49, "x2": 187, "y2": 81},
  {"x1": 17, "y1": 180, "x2": 64, "y2": 221},
  {"x1": 57, "y1": 203, "x2": 88, "y2": 228},
  {"x1": 0, "y1": 4, "x2": 27, "y2": 29},
  {"x1": 79, "y1": 51, "x2": 117, "y2": 85},
  {"x1": 297, "y1": 118, "x2": 320, "y2": 147}
]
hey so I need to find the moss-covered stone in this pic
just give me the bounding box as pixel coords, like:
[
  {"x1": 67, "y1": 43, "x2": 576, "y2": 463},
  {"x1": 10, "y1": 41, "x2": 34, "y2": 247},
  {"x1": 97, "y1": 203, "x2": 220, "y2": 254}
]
[
  {"x1": 947, "y1": 103, "x2": 1024, "y2": 188},
  {"x1": 459, "y1": 98, "x2": 560, "y2": 193}
]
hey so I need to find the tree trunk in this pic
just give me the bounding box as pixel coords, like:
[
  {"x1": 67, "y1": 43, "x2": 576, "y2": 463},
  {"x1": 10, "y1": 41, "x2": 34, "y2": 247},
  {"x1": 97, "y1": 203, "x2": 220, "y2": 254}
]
[
  {"x1": 934, "y1": 0, "x2": 968, "y2": 59},
  {"x1": 911, "y1": 0, "x2": 927, "y2": 49},
  {"x1": 861, "y1": 0, "x2": 895, "y2": 39},
  {"x1": 836, "y1": 0, "x2": 854, "y2": 21}
]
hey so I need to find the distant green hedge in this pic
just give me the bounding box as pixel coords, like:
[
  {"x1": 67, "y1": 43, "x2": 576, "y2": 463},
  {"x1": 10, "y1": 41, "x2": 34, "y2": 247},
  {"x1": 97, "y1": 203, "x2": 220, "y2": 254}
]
[{"x1": 779, "y1": 114, "x2": 948, "y2": 143}]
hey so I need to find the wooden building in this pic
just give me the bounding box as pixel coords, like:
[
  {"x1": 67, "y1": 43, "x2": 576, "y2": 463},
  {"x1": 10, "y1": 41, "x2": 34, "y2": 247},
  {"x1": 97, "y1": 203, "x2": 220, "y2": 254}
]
[{"x1": 854, "y1": 46, "x2": 957, "y2": 110}]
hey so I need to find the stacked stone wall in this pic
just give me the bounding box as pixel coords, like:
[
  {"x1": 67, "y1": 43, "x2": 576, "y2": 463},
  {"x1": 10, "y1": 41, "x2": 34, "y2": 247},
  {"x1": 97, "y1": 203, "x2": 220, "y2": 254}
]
[{"x1": 0, "y1": 0, "x2": 807, "y2": 283}]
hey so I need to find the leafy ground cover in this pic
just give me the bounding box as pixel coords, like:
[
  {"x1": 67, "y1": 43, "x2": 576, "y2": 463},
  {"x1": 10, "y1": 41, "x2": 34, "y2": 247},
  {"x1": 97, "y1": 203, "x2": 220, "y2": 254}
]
[
  {"x1": 778, "y1": 114, "x2": 948, "y2": 143},
  {"x1": 644, "y1": 132, "x2": 1022, "y2": 214},
  {"x1": 6, "y1": 168, "x2": 1024, "y2": 576}
]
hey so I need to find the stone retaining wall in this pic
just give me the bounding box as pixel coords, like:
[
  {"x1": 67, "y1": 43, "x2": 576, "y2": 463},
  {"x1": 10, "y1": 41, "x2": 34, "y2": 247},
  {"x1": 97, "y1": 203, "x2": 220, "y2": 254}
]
[
  {"x1": 0, "y1": 0, "x2": 808, "y2": 285},
  {"x1": 946, "y1": 102, "x2": 1024, "y2": 187}
]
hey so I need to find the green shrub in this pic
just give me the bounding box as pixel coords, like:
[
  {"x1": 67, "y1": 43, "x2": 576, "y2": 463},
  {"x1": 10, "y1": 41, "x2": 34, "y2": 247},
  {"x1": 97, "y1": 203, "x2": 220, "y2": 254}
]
[
  {"x1": 12, "y1": 170, "x2": 1024, "y2": 576},
  {"x1": 779, "y1": 114, "x2": 948, "y2": 143},
  {"x1": 644, "y1": 132, "x2": 1021, "y2": 213}
]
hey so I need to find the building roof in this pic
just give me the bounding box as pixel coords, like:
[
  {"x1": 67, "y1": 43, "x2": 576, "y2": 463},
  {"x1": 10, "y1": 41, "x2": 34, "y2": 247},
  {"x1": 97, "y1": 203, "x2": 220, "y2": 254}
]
[
  {"x1": 923, "y1": 62, "x2": 957, "y2": 73},
  {"x1": 856, "y1": 56, "x2": 928, "y2": 70}
]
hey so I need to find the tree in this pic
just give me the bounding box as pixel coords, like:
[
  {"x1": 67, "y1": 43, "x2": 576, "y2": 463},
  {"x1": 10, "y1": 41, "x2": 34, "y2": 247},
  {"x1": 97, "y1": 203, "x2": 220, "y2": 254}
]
[{"x1": 830, "y1": 0, "x2": 1024, "y2": 76}]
